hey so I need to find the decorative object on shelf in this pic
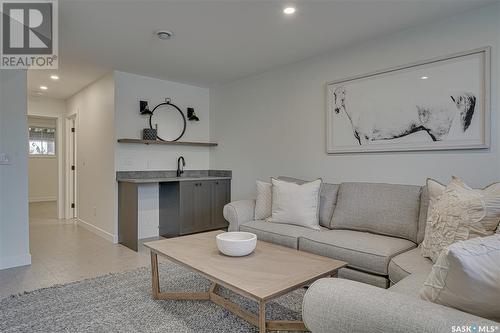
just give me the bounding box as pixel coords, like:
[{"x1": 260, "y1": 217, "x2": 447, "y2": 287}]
[
  {"x1": 139, "y1": 100, "x2": 151, "y2": 115},
  {"x1": 187, "y1": 107, "x2": 200, "y2": 121},
  {"x1": 326, "y1": 47, "x2": 490, "y2": 153},
  {"x1": 216, "y1": 232, "x2": 257, "y2": 257},
  {"x1": 142, "y1": 127, "x2": 157, "y2": 140},
  {"x1": 148, "y1": 99, "x2": 187, "y2": 142}
]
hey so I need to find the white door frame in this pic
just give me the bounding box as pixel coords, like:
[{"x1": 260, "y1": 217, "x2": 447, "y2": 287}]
[{"x1": 65, "y1": 114, "x2": 77, "y2": 219}]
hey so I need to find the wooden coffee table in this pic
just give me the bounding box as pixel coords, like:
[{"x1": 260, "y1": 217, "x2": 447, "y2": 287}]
[{"x1": 144, "y1": 230, "x2": 346, "y2": 333}]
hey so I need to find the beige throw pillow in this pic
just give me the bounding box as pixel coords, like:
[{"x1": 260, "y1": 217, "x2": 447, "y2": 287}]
[
  {"x1": 420, "y1": 234, "x2": 500, "y2": 322},
  {"x1": 267, "y1": 178, "x2": 322, "y2": 230},
  {"x1": 254, "y1": 181, "x2": 272, "y2": 220},
  {"x1": 421, "y1": 177, "x2": 500, "y2": 262}
]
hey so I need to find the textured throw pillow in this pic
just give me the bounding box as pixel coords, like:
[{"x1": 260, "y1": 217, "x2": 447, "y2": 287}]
[
  {"x1": 254, "y1": 181, "x2": 272, "y2": 220},
  {"x1": 267, "y1": 178, "x2": 322, "y2": 230},
  {"x1": 420, "y1": 234, "x2": 500, "y2": 322},
  {"x1": 277, "y1": 176, "x2": 339, "y2": 228},
  {"x1": 421, "y1": 177, "x2": 500, "y2": 262},
  {"x1": 417, "y1": 179, "x2": 446, "y2": 244}
]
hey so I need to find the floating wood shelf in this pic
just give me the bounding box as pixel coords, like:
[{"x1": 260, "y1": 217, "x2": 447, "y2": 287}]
[{"x1": 117, "y1": 139, "x2": 218, "y2": 147}]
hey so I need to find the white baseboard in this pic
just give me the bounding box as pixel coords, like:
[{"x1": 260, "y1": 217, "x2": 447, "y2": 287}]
[
  {"x1": 77, "y1": 218, "x2": 117, "y2": 243},
  {"x1": 0, "y1": 253, "x2": 32, "y2": 270},
  {"x1": 29, "y1": 196, "x2": 57, "y2": 203}
]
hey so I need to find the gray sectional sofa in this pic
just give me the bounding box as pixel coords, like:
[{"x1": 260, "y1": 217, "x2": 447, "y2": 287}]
[{"x1": 223, "y1": 179, "x2": 498, "y2": 332}]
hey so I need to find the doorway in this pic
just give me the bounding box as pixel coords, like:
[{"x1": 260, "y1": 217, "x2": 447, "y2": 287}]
[{"x1": 28, "y1": 116, "x2": 58, "y2": 220}]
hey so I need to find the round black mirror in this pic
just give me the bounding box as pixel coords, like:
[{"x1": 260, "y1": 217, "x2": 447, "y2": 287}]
[{"x1": 149, "y1": 101, "x2": 187, "y2": 142}]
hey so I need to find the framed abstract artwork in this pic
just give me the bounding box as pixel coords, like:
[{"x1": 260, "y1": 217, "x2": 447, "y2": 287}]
[{"x1": 326, "y1": 47, "x2": 490, "y2": 153}]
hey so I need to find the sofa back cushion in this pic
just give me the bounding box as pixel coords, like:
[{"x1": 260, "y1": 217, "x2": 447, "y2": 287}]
[
  {"x1": 417, "y1": 185, "x2": 429, "y2": 244},
  {"x1": 278, "y1": 176, "x2": 339, "y2": 228},
  {"x1": 331, "y1": 182, "x2": 421, "y2": 242}
]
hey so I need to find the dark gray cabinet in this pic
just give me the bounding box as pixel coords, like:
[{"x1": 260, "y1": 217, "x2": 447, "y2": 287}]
[{"x1": 159, "y1": 179, "x2": 231, "y2": 238}]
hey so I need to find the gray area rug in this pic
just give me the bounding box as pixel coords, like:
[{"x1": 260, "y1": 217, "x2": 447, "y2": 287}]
[{"x1": 0, "y1": 261, "x2": 304, "y2": 332}]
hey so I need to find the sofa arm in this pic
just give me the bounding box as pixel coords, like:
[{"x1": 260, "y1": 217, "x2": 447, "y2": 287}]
[
  {"x1": 223, "y1": 199, "x2": 256, "y2": 231},
  {"x1": 303, "y1": 278, "x2": 497, "y2": 333}
]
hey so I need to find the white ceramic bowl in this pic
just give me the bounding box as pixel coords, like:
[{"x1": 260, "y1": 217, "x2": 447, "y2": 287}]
[{"x1": 216, "y1": 232, "x2": 257, "y2": 257}]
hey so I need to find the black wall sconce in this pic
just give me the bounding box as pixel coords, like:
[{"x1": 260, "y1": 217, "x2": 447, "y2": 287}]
[{"x1": 187, "y1": 107, "x2": 199, "y2": 121}]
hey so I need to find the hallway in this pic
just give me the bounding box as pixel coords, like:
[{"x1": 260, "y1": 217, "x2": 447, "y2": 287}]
[{"x1": 0, "y1": 208, "x2": 151, "y2": 298}]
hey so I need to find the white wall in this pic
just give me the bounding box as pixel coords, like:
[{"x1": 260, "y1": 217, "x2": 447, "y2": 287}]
[
  {"x1": 114, "y1": 71, "x2": 211, "y2": 239},
  {"x1": 28, "y1": 156, "x2": 57, "y2": 202},
  {"x1": 28, "y1": 117, "x2": 58, "y2": 202},
  {"x1": 0, "y1": 70, "x2": 30, "y2": 269},
  {"x1": 28, "y1": 97, "x2": 67, "y2": 217},
  {"x1": 67, "y1": 74, "x2": 116, "y2": 241},
  {"x1": 210, "y1": 3, "x2": 500, "y2": 200},
  {"x1": 115, "y1": 71, "x2": 210, "y2": 172},
  {"x1": 27, "y1": 116, "x2": 58, "y2": 204}
]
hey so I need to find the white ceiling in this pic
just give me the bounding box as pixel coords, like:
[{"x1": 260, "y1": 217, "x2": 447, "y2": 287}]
[{"x1": 28, "y1": 0, "x2": 495, "y2": 99}]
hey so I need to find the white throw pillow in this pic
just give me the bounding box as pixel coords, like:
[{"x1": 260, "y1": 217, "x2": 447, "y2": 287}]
[
  {"x1": 421, "y1": 177, "x2": 500, "y2": 262},
  {"x1": 267, "y1": 178, "x2": 321, "y2": 230},
  {"x1": 420, "y1": 234, "x2": 500, "y2": 322},
  {"x1": 426, "y1": 178, "x2": 446, "y2": 215},
  {"x1": 254, "y1": 181, "x2": 272, "y2": 220}
]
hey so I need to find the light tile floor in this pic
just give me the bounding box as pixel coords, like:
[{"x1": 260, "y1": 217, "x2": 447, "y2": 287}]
[{"x1": 0, "y1": 202, "x2": 155, "y2": 298}]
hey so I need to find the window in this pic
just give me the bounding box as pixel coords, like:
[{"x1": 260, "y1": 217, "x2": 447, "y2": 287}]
[{"x1": 29, "y1": 126, "x2": 56, "y2": 156}]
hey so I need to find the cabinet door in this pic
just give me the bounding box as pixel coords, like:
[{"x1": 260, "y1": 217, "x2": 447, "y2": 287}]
[
  {"x1": 212, "y1": 179, "x2": 231, "y2": 228},
  {"x1": 179, "y1": 181, "x2": 197, "y2": 235},
  {"x1": 159, "y1": 182, "x2": 180, "y2": 238},
  {"x1": 194, "y1": 181, "x2": 212, "y2": 232}
]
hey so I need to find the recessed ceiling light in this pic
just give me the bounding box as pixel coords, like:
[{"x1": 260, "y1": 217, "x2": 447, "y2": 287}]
[
  {"x1": 156, "y1": 30, "x2": 173, "y2": 40},
  {"x1": 421, "y1": 76, "x2": 429, "y2": 80},
  {"x1": 50, "y1": 74, "x2": 59, "y2": 80},
  {"x1": 283, "y1": 7, "x2": 296, "y2": 15},
  {"x1": 40, "y1": 85, "x2": 48, "y2": 90}
]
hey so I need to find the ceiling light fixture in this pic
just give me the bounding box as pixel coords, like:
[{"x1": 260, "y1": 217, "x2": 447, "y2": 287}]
[
  {"x1": 50, "y1": 74, "x2": 59, "y2": 80},
  {"x1": 421, "y1": 76, "x2": 429, "y2": 80},
  {"x1": 283, "y1": 7, "x2": 296, "y2": 15},
  {"x1": 40, "y1": 85, "x2": 48, "y2": 90},
  {"x1": 156, "y1": 30, "x2": 173, "y2": 40}
]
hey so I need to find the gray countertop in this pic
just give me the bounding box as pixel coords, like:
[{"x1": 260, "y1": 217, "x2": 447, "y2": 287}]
[
  {"x1": 116, "y1": 170, "x2": 232, "y2": 184},
  {"x1": 117, "y1": 176, "x2": 231, "y2": 184}
]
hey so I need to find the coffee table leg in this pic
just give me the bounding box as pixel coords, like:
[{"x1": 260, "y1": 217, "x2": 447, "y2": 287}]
[
  {"x1": 150, "y1": 250, "x2": 210, "y2": 300},
  {"x1": 151, "y1": 251, "x2": 160, "y2": 298},
  {"x1": 209, "y1": 282, "x2": 218, "y2": 294},
  {"x1": 259, "y1": 300, "x2": 266, "y2": 333}
]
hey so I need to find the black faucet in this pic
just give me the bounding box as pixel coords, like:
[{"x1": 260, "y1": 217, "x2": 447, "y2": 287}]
[{"x1": 177, "y1": 156, "x2": 185, "y2": 177}]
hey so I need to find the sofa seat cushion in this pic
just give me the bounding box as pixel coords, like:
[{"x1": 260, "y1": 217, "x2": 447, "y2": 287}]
[
  {"x1": 388, "y1": 247, "x2": 433, "y2": 284},
  {"x1": 299, "y1": 230, "x2": 416, "y2": 275},
  {"x1": 240, "y1": 220, "x2": 326, "y2": 249},
  {"x1": 389, "y1": 272, "x2": 430, "y2": 298}
]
